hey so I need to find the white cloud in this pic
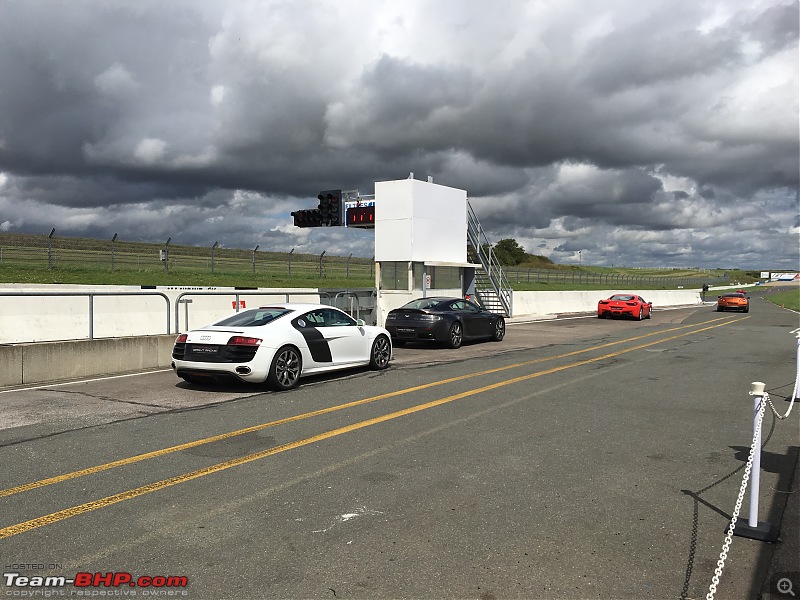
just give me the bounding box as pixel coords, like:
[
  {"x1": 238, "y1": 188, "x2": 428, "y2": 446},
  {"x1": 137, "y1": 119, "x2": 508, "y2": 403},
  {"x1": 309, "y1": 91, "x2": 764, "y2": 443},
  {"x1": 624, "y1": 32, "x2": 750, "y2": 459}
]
[
  {"x1": 133, "y1": 138, "x2": 167, "y2": 164},
  {"x1": 94, "y1": 63, "x2": 139, "y2": 96},
  {"x1": 210, "y1": 84, "x2": 226, "y2": 106}
]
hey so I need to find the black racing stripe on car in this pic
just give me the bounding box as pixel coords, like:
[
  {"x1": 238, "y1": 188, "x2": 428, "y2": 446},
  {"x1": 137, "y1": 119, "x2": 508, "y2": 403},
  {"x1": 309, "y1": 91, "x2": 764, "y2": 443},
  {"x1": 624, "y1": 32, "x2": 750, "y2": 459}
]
[{"x1": 291, "y1": 317, "x2": 333, "y2": 363}]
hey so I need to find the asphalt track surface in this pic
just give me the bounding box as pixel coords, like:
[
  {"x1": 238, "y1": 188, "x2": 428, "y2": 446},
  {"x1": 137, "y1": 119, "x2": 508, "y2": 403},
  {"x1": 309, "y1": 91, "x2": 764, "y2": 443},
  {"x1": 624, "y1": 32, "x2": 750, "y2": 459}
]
[{"x1": 1, "y1": 292, "x2": 798, "y2": 599}]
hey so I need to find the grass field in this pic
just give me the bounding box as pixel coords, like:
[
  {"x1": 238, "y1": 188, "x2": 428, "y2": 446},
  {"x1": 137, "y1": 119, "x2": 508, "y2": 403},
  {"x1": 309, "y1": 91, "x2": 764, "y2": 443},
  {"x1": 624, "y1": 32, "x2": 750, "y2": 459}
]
[
  {"x1": 0, "y1": 262, "x2": 738, "y2": 291},
  {"x1": 762, "y1": 287, "x2": 800, "y2": 312},
  {"x1": 0, "y1": 263, "x2": 375, "y2": 290}
]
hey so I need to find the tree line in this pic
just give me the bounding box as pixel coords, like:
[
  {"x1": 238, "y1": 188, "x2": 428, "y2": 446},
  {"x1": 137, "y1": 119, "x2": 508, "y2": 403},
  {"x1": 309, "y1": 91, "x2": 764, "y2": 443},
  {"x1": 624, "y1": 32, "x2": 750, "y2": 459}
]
[{"x1": 485, "y1": 238, "x2": 555, "y2": 267}]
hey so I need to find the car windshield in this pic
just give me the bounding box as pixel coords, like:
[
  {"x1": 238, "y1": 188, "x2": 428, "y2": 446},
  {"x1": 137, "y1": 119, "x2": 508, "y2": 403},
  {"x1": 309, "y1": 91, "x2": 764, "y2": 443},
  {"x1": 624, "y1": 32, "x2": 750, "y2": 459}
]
[
  {"x1": 610, "y1": 295, "x2": 635, "y2": 301},
  {"x1": 401, "y1": 298, "x2": 446, "y2": 310},
  {"x1": 213, "y1": 307, "x2": 291, "y2": 327}
]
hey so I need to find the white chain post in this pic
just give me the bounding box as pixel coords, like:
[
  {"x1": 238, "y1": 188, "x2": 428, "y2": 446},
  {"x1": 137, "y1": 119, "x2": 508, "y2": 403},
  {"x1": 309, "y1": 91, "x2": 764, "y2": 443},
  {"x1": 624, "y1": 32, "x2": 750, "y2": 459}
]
[
  {"x1": 792, "y1": 329, "x2": 800, "y2": 402},
  {"x1": 706, "y1": 384, "x2": 768, "y2": 600},
  {"x1": 708, "y1": 332, "x2": 800, "y2": 599},
  {"x1": 732, "y1": 382, "x2": 776, "y2": 540},
  {"x1": 747, "y1": 382, "x2": 765, "y2": 529}
]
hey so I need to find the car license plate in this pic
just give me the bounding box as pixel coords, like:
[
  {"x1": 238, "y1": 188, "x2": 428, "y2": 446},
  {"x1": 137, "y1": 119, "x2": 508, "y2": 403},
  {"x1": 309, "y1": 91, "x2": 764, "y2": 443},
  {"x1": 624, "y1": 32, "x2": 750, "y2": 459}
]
[{"x1": 191, "y1": 345, "x2": 219, "y2": 356}]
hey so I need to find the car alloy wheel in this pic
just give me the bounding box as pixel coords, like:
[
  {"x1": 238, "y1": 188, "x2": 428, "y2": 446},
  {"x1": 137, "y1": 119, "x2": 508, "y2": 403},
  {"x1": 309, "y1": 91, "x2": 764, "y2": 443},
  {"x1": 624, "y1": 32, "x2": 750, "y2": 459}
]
[
  {"x1": 370, "y1": 335, "x2": 391, "y2": 370},
  {"x1": 492, "y1": 317, "x2": 505, "y2": 342},
  {"x1": 638, "y1": 307, "x2": 644, "y2": 320},
  {"x1": 447, "y1": 321, "x2": 463, "y2": 349},
  {"x1": 268, "y1": 345, "x2": 301, "y2": 391}
]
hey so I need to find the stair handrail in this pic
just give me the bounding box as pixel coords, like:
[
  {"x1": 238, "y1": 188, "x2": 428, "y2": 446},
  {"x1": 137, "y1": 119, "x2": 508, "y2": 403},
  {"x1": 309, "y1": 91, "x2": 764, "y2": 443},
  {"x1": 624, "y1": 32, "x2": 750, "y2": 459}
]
[{"x1": 466, "y1": 201, "x2": 513, "y2": 316}]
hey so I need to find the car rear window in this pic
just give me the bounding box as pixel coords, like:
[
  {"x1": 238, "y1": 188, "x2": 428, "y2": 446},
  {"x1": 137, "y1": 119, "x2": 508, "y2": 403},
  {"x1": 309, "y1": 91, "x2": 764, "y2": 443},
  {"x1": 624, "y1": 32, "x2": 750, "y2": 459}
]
[
  {"x1": 214, "y1": 308, "x2": 291, "y2": 327},
  {"x1": 401, "y1": 298, "x2": 445, "y2": 310},
  {"x1": 721, "y1": 293, "x2": 746, "y2": 298},
  {"x1": 610, "y1": 295, "x2": 635, "y2": 301}
]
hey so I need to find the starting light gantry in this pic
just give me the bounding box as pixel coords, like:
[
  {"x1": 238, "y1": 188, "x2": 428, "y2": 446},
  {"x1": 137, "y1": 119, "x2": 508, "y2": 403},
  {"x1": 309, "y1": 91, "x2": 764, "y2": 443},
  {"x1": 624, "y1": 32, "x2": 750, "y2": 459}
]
[{"x1": 291, "y1": 189, "x2": 375, "y2": 229}]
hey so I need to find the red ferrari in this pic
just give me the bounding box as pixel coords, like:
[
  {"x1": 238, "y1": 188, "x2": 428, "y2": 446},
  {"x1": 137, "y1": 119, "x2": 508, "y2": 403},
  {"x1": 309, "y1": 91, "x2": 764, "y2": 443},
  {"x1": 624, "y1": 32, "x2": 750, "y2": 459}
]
[{"x1": 597, "y1": 294, "x2": 652, "y2": 320}]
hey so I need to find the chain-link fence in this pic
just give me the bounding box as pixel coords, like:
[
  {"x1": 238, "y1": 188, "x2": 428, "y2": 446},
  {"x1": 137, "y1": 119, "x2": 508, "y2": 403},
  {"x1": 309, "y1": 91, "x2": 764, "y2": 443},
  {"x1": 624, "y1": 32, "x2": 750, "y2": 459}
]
[{"x1": 0, "y1": 232, "x2": 374, "y2": 280}]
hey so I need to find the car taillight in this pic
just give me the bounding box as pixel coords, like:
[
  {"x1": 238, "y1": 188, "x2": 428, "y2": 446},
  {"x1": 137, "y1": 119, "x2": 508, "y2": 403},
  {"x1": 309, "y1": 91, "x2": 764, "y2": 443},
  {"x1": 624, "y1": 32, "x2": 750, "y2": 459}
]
[
  {"x1": 626, "y1": 302, "x2": 637, "y2": 306},
  {"x1": 599, "y1": 301, "x2": 609, "y2": 305},
  {"x1": 227, "y1": 336, "x2": 262, "y2": 346},
  {"x1": 175, "y1": 334, "x2": 187, "y2": 344}
]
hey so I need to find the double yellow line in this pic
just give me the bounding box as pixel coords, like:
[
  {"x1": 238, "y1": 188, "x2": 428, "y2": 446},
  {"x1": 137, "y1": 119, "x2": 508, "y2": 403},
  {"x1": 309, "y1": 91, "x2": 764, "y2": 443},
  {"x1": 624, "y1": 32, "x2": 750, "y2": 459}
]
[{"x1": 0, "y1": 316, "x2": 747, "y2": 539}]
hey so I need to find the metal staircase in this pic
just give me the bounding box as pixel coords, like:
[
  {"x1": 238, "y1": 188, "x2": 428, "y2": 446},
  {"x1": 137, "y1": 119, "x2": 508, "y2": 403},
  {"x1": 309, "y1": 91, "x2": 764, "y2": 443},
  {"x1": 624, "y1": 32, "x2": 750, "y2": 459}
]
[{"x1": 466, "y1": 201, "x2": 513, "y2": 317}]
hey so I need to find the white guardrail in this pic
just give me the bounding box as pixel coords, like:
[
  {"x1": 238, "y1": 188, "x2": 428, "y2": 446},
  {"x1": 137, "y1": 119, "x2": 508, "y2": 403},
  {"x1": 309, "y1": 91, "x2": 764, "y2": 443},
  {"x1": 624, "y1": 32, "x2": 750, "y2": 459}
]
[{"x1": 0, "y1": 284, "x2": 713, "y2": 344}]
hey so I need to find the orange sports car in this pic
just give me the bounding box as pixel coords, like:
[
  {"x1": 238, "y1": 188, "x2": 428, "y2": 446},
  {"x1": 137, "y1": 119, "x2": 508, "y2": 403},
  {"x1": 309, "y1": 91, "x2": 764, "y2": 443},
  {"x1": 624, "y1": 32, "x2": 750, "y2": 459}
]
[
  {"x1": 717, "y1": 292, "x2": 749, "y2": 313},
  {"x1": 597, "y1": 294, "x2": 652, "y2": 320}
]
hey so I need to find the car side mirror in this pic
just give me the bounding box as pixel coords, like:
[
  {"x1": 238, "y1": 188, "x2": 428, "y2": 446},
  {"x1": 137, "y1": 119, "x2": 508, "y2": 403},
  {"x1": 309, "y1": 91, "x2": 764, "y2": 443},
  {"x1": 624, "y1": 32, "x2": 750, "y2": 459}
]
[{"x1": 356, "y1": 319, "x2": 365, "y2": 326}]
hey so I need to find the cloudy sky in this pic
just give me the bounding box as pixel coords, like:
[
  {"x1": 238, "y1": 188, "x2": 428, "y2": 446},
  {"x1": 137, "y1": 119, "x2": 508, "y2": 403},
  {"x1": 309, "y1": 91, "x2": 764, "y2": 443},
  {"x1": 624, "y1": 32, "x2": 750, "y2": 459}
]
[{"x1": 0, "y1": 0, "x2": 797, "y2": 269}]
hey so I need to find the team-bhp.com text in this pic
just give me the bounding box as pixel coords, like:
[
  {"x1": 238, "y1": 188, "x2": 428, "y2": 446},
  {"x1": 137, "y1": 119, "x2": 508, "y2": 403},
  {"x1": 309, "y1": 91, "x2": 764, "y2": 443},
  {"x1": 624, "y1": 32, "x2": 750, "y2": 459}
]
[{"x1": 3, "y1": 572, "x2": 188, "y2": 596}]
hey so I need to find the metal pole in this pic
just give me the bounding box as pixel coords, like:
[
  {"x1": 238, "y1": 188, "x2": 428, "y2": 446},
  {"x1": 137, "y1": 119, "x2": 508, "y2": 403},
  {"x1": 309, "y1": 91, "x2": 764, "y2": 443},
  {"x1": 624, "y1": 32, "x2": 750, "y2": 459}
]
[
  {"x1": 793, "y1": 330, "x2": 800, "y2": 401},
  {"x1": 211, "y1": 241, "x2": 219, "y2": 274},
  {"x1": 319, "y1": 250, "x2": 326, "y2": 278},
  {"x1": 288, "y1": 248, "x2": 294, "y2": 277},
  {"x1": 346, "y1": 253, "x2": 352, "y2": 278},
  {"x1": 252, "y1": 245, "x2": 259, "y2": 275},
  {"x1": 111, "y1": 233, "x2": 117, "y2": 272},
  {"x1": 164, "y1": 237, "x2": 171, "y2": 274},
  {"x1": 48, "y1": 228, "x2": 55, "y2": 270},
  {"x1": 89, "y1": 294, "x2": 94, "y2": 339}
]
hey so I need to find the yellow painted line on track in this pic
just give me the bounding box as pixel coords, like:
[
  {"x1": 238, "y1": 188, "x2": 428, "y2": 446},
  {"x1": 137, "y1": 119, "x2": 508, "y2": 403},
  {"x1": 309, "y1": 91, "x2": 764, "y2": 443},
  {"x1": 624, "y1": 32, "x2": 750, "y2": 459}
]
[
  {"x1": 0, "y1": 316, "x2": 738, "y2": 500},
  {"x1": 0, "y1": 316, "x2": 747, "y2": 540}
]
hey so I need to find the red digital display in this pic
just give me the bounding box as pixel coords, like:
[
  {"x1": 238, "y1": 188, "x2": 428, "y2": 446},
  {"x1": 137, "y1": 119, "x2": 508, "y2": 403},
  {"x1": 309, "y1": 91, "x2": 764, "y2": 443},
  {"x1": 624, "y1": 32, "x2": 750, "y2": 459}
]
[{"x1": 346, "y1": 205, "x2": 375, "y2": 227}]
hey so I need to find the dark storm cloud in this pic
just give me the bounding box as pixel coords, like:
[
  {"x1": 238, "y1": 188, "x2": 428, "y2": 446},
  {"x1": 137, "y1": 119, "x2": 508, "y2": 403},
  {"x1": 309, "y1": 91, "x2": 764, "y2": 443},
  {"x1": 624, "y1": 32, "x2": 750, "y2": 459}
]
[{"x1": 0, "y1": 0, "x2": 796, "y2": 268}]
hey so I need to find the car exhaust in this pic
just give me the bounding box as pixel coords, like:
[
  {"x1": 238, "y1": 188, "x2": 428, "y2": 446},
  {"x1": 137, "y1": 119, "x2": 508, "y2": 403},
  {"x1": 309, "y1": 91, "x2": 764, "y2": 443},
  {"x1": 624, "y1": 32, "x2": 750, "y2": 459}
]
[{"x1": 235, "y1": 366, "x2": 251, "y2": 375}]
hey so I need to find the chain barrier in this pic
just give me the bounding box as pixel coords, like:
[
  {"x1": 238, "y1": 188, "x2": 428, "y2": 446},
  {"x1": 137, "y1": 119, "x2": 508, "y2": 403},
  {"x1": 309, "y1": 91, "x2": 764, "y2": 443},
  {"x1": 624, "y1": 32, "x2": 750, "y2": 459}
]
[
  {"x1": 706, "y1": 394, "x2": 767, "y2": 600},
  {"x1": 766, "y1": 391, "x2": 795, "y2": 420},
  {"x1": 707, "y1": 331, "x2": 800, "y2": 599}
]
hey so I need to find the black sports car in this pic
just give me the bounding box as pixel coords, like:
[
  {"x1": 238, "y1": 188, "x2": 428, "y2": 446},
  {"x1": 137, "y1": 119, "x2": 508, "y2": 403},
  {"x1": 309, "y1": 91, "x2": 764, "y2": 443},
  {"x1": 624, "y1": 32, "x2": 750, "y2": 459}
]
[{"x1": 384, "y1": 297, "x2": 505, "y2": 349}]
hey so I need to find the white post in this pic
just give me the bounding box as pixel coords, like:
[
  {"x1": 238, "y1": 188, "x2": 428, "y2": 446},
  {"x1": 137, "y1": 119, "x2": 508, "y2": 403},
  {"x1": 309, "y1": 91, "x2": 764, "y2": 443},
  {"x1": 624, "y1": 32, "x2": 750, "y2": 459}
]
[
  {"x1": 748, "y1": 381, "x2": 766, "y2": 528},
  {"x1": 793, "y1": 330, "x2": 800, "y2": 401}
]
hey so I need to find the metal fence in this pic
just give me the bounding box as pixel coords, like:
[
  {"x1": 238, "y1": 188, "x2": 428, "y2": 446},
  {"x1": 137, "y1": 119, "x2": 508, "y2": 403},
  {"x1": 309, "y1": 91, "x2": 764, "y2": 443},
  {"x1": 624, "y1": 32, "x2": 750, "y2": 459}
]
[
  {"x1": 0, "y1": 232, "x2": 727, "y2": 288},
  {"x1": 502, "y1": 267, "x2": 727, "y2": 288},
  {"x1": 0, "y1": 232, "x2": 375, "y2": 280}
]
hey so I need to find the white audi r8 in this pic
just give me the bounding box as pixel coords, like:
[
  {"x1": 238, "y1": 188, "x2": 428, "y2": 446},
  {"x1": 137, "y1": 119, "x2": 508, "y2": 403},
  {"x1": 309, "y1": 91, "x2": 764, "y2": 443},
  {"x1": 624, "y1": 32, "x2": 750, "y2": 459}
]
[{"x1": 171, "y1": 303, "x2": 392, "y2": 390}]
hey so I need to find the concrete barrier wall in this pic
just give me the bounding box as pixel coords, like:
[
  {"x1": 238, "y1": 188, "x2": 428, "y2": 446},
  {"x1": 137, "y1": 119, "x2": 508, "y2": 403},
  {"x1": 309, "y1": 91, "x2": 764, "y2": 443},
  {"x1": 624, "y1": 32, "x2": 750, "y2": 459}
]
[
  {"x1": 0, "y1": 335, "x2": 176, "y2": 387},
  {"x1": 512, "y1": 289, "x2": 703, "y2": 317}
]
